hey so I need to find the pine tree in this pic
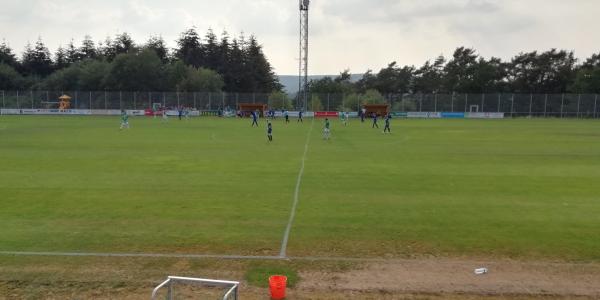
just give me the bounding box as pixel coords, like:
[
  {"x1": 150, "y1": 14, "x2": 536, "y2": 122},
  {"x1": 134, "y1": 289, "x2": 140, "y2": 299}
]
[
  {"x1": 244, "y1": 36, "x2": 281, "y2": 92},
  {"x1": 145, "y1": 35, "x2": 169, "y2": 63},
  {"x1": 112, "y1": 32, "x2": 136, "y2": 55},
  {"x1": 21, "y1": 38, "x2": 53, "y2": 77},
  {"x1": 218, "y1": 31, "x2": 230, "y2": 74},
  {"x1": 175, "y1": 27, "x2": 204, "y2": 68},
  {"x1": 443, "y1": 47, "x2": 478, "y2": 92},
  {"x1": 204, "y1": 28, "x2": 220, "y2": 71},
  {"x1": 412, "y1": 56, "x2": 445, "y2": 93},
  {"x1": 54, "y1": 46, "x2": 69, "y2": 70},
  {"x1": 0, "y1": 40, "x2": 19, "y2": 68},
  {"x1": 80, "y1": 35, "x2": 98, "y2": 60},
  {"x1": 99, "y1": 37, "x2": 116, "y2": 61},
  {"x1": 66, "y1": 39, "x2": 81, "y2": 64},
  {"x1": 226, "y1": 38, "x2": 246, "y2": 92}
]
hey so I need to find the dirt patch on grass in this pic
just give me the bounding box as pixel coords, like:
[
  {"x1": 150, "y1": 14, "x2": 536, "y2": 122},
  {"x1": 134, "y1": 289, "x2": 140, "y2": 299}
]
[
  {"x1": 1, "y1": 256, "x2": 599, "y2": 299},
  {"x1": 298, "y1": 258, "x2": 600, "y2": 298}
]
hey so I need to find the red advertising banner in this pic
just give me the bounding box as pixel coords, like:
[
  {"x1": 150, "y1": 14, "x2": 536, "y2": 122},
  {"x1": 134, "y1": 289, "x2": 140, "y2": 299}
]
[{"x1": 314, "y1": 111, "x2": 339, "y2": 117}]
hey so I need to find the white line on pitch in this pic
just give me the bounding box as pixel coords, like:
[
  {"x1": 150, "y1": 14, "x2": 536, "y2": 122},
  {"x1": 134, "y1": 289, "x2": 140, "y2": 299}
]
[
  {"x1": 279, "y1": 118, "x2": 314, "y2": 258},
  {"x1": 0, "y1": 251, "x2": 418, "y2": 263},
  {"x1": 0, "y1": 251, "x2": 392, "y2": 262},
  {"x1": 0, "y1": 251, "x2": 282, "y2": 260}
]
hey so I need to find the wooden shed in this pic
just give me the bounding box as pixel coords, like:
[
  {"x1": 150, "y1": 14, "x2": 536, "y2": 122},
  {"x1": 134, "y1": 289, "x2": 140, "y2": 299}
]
[
  {"x1": 238, "y1": 103, "x2": 267, "y2": 117},
  {"x1": 363, "y1": 104, "x2": 390, "y2": 117}
]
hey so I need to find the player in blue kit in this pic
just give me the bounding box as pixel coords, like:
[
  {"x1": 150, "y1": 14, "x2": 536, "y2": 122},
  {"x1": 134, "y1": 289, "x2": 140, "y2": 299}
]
[
  {"x1": 383, "y1": 114, "x2": 391, "y2": 133},
  {"x1": 251, "y1": 111, "x2": 259, "y2": 127},
  {"x1": 267, "y1": 121, "x2": 273, "y2": 141},
  {"x1": 371, "y1": 112, "x2": 379, "y2": 128}
]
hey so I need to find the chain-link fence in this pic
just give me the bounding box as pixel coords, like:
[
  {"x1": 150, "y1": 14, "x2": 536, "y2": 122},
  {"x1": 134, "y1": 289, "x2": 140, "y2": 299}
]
[{"x1": 1, "y1": 91, "x2": 598, "y2": 118}]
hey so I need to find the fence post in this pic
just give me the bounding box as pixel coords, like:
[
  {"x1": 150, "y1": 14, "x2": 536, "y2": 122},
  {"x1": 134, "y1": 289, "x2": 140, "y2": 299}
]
[
  {"x1": 222, "y1": 92, "x2": 225, "y2": 109},
  {"x1": 528, "y1": 93, "x2": 533, "y2": 117},
  {"x1": 119, "y1": 91, "x2": 123, "y2": 109},
  {"x1": 481, "y1": 93, "x2": 485, "y2": 112},
  {"x1": 577, "y1": 94, "x2": 581, "y2": 118},
  {"x1": 75, "y1": 91, "x2": 78, "y2": 109},
  {"x1": 434, "y1": 93, "x2": 437, "y2": 112},
  {"x1": 419, "y1": 94, "x2": 423, "y2": 112},
  {"x1": 594, "y1": 94, "x2": 598, "y2": 119},
  {"x1": 162, "y1": 92, "x2": 166, "y2": 108},
  {"x1": 464, "y1": 94, "x2": 468, "y2": 112},
  {"x1": 544, "y1": 94, "x2": 547, "y2": 117},
  {"x1": 30, "y1": 90, "x2": 33, "y2": 109},
  {"x1": 148, "y1": 92, "x2": 151, "y2": 109},
  {"x1": 511, "y1": 94, "x2": 514, "y2": 117},
  {"x1": 327, "y1": 94, "x2": 330, "y2": 111},
  {"x1": 236, "y1": 93, "x2": 239, "y2": 110},
  {"x1": 16, "y1": 90, "x2": 19, "y2": 109},
  {"x1": 208, "y1": 93, "x2": 212, "y2": 110},
  {"x1": 497, "y1": 93, "x2": 501, "y2": 112},
  {"x1": 104, "y1": 90, "x2": 107, "y2": 109},
  {"x1": 89, "y1": 91, "x2": 92, "y2": 110},
  {"x1": 400, "y1": 93, "x2": 404, "y2": 111},
  {"x1": 451, "y1": 93, "x2": 454, "y2": 112},
  {"x1": 1, "y1": 90, "x2": 4, "y2": 110},
  {"x1": 176, "y1": 91, "x2": 180, "y2": 107},
  {"x1": 193, "y1": 92, "x2": 196, "y2": 109},
  {"x1": 560, "y1": 94, "x2": 564, "y2": 118}
]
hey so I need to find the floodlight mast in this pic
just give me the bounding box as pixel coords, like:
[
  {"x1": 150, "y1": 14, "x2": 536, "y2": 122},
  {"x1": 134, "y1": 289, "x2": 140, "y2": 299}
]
[{"x1": 298, "y1": 0, "x2": 309, "y2": 111}]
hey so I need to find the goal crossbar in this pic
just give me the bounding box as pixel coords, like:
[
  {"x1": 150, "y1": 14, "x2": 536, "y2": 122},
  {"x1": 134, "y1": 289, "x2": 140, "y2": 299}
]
[{"x1": 151, "y1": 275, "x2": 239, "y2": 300}]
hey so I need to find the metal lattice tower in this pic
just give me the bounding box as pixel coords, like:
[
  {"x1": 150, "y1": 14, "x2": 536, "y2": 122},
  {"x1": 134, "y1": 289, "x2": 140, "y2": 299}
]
[{"x1": 298, "y1": 0, "x2": 310, "y2": 111}]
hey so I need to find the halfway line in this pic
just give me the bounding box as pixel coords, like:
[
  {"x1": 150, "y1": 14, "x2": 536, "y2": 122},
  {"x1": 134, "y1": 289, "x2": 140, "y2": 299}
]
[{"x1": 279, "y1": 118, "x2": 314, "y2": 257}]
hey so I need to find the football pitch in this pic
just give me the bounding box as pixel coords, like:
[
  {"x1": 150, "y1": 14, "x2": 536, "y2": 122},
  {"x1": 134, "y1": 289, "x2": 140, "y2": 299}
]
[{"x1": 0, "y1": 115, "x2": 599, "y2": 262}]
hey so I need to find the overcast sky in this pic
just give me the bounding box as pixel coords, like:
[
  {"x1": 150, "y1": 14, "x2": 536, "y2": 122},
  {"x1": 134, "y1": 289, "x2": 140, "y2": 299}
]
[{"x1": 1, "y1": 0, "x2": 598, "y2": 75}]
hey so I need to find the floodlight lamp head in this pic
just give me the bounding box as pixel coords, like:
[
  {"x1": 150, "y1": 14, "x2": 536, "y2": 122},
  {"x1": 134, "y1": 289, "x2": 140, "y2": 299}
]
[{"x1": 300, "y1": 0, "x2": 310, "y2": 10}]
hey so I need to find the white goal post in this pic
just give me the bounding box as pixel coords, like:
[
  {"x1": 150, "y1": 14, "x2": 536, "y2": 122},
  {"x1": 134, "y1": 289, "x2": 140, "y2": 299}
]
[{"x1": 151, "y1": 275, "x2": 239, "y2": 300}]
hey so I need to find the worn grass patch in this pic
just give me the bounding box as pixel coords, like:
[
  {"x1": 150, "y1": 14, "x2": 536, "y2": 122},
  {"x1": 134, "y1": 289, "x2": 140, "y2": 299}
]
[{"x1": 245, "y1": 262, "x2": 299, "y2": 288}]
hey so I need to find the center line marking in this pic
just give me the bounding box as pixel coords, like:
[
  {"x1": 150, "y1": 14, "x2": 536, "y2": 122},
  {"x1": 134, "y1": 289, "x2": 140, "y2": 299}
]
[{"x1": 279, "y1": 118, "x2": 314, "y2": 258}]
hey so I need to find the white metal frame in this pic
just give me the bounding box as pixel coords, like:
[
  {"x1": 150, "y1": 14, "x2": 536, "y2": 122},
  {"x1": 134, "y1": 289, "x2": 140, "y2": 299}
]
[{"x1": 151, "y1": 275, "x2": 239, "y2": 300}]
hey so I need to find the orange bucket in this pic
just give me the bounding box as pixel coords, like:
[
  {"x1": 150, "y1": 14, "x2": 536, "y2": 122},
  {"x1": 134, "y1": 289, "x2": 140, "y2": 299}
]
[{"x1": 269, "y1": 275, "x2": 287, "y2": 299}]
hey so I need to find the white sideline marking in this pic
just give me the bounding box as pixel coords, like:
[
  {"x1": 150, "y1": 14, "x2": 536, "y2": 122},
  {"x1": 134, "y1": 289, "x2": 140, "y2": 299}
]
[
  {"x1": 0, "y1": 251, "x2": 280, "y2": 260},
  {"x1": 279, "y1": 118, "x2": 314, "y2": 258},
  {"x1": 0, "y1": 251, "x2": 420, "y2": 263},
  {"x1": 0, "y1": 251, "x2": 409, "y2": 262}
]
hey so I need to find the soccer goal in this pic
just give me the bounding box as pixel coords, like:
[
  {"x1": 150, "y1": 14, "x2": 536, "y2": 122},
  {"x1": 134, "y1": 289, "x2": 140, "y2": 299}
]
[
  {"x1": 470, "y1": 105, "x2": 479, "y2": 112},
  {"x1": 151, "y1": 276, "x2": 239, "y2": 300}
]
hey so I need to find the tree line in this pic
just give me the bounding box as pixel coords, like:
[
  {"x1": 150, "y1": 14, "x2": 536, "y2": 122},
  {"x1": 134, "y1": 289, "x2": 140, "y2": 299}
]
[
  {"x1": 0, "y1": 28, "x2": 281, "y2": 93},
  {"x1": 309, "y1": 47, "x2": 600, "y2": 98}
]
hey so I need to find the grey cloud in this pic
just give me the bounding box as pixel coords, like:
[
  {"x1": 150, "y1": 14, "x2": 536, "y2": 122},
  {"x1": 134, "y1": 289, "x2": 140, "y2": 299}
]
[
  {"x1": 0, "y1": 0, "x2": 598, "y2": 74},
  {"x1": 320, "y1": 0, "x2": 501, "y2": 24}
]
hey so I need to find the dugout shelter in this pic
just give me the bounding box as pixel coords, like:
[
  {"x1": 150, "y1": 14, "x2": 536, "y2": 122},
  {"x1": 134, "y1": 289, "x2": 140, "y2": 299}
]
[
  {"x1": 363, "y1": 104, "x2": 390, "y2": 117},
  {"x1": 238, "y1": 103, "x2": 267, "y2": 117}
]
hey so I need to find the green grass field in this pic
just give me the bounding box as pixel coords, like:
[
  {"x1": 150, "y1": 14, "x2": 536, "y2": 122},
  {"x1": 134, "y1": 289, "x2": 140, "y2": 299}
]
[{"x1": 1, "y1": 116, "x2": 599, "y2": 261}]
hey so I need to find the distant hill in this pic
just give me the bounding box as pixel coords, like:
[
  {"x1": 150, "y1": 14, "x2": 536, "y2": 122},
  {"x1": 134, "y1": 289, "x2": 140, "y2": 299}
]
[{"x1": 278, "y1": 74, "x2": 363, "y2": 94}]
